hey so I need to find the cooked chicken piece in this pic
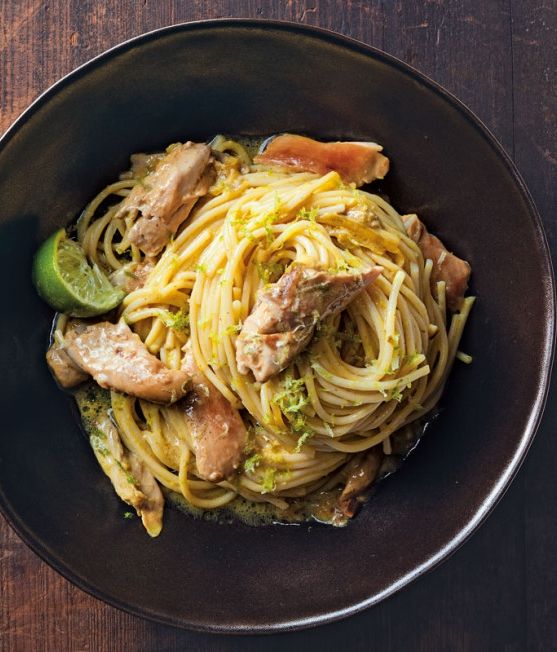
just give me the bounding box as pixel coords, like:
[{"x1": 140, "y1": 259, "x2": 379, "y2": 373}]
[
  {"x1": 110, "y1": 258, "x2": 155, "y2": 294},
  {"x1": 403, "y1": 214, "x2": 471, "y2": 312},
  {"x1": 236, "y1": 266, "x2": 382, "y2": 383},
  {"x1": 46, "y1": 342, "x2": 89, "y2": 388},
  {"x1": 120, "y1": 152, "x2": 165, "y2": 180},
  {"x1": 254, "y1": 134, "x2": 390, "y2": 186},
  {"x1": 60, "y1": 321, "x2": 189, "y2": 403},
  {"x1": 182, "y1": 344, "x2": 247, "y2": 482},
  {"x1": 117, "y1": 142, "x2": 214, "y2": 256},
  {"x1": 337, "y1": 449, "x2": 382, "y2": 517},
  {"x1": 90, "y1": 412, "x2": 164, "y2": 537}
]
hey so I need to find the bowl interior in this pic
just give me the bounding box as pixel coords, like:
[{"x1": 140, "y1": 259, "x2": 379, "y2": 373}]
[{"x1": 0, "y1": 21, "x2": 553, "y2": 632}]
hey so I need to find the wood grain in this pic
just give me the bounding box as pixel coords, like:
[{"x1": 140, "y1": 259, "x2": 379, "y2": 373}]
[
  {"x1": 511, "y1": 3, "x2": 557, "y2": 650},
  {"x1": 1, "y1": 1, "x2": 556, "y2": 650}
]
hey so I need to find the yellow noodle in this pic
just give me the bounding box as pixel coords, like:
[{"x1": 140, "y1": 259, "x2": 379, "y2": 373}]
[{"x1": 74, "y1": 139, "x2": 474, "y2": 519}]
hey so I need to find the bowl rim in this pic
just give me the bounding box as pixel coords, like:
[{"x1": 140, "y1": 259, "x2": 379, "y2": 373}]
[{"x1": 1, "y1": 17, "x2": 555, "y2": 635}]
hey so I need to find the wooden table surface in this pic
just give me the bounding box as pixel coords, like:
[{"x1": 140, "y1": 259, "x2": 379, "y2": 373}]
[{"x1": 1, "y1": 1, "x2": 556, "y2": 650}]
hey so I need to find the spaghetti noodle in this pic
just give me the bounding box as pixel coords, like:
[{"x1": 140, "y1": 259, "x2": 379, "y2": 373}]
[{"x1": 52, "y1": 135, "x2": 474, "y2": 531}]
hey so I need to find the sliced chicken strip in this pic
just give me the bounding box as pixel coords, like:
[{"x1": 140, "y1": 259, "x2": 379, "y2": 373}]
[
  {"x1": 182, "y1": 343, "x2": 247, "y2": 482},
  {"x1": 254, "y1": 134, "x2": 390, "y2": 186},
  {"x1": 236, "y1": 266, "x2": 382, "y2": 383},
  {"x1": 337, "y1": 449, "x2": 382, "y2": 517},
  {"x1": 90, "y1": 412, "x2": 164, "y2": 537},
  {"x1": 110, "y1": 258, "x2": 155, "y2": 294},
  {"x1": 120, "y1": 152, "x2": 165, "y2": 180},
  {"x1": 46, "y1": 342, "x2": 89, "y2": 388},
  {"x1": 403, "y1": 214, "x2": 471, "y2": 312},
  {"x1": 117, "y1": 142, "x2": 214, "y2": 256},
  {"x1": 62, "y1": 321, "x2": 190, "y2": 403}
]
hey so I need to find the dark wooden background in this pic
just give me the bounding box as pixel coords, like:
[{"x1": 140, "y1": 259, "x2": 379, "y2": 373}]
[{"x1": 1, "y1": 1, "x2": 556, "y2": 650}]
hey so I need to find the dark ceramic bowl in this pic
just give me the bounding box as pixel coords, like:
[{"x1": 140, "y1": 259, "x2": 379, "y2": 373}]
[{"x1": 0, "y1": 20, "x2": 554, "y2": 633}]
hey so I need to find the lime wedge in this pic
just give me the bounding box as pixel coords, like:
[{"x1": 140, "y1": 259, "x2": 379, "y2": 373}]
[{"x1": 32, "y1": 228, "x2": 124, "y2": 317}]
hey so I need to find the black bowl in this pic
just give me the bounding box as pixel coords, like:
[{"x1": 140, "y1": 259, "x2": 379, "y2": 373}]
[{"x1": 0, "y1": 20, "x2": 554, "y2": 633}]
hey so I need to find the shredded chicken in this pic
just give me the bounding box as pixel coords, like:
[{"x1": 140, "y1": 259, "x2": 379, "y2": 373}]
[
  {"x1": 182, "y1": 343, "x2": 247, "y2": 482},
  {"x1": 236, "y1": 266, "x2": 382, "y2": 383},
  {"x1": 120, "y1": 152, "x2": 165, "y2": 180},
  {"x1": 403, "y1": 214, "x2": 471, "y2": 312},
  {"x1": 90, "y1": 412, "x2": 164, "y2": 537},
  {"x1": 254, "y1": 134, "x2": 390, "y2": 186},
  {"x1": 51, "y1": 321, "x2": 190, "y2": 403},
  {"x1": 46, "y1": 343, "x2": 89, "y2": 388},
  {"x1": 337, "y1": 449, "x2": 382, "y2": 517},
  {"x1": 117, "y1": 142, "x2": 214, "y2": 256},
  {"x1": 110, "y1": 258, "x2": 155, "y2": 294}
]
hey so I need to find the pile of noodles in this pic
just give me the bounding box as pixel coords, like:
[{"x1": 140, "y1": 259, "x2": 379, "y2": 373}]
[{"x1": 66, "y1": 137, "x2": 474, "y2": 511}]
